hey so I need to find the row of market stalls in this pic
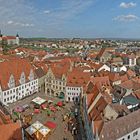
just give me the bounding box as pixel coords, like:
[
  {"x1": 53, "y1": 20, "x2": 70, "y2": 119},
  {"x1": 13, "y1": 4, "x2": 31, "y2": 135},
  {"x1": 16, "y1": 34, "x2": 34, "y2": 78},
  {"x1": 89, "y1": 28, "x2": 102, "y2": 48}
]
[
  {"x1": 13, "y1": 97, "x2": 64, "y2": 115},
  {"x1": 12, "y1": 97, "x2": 64, "y2": 140}
]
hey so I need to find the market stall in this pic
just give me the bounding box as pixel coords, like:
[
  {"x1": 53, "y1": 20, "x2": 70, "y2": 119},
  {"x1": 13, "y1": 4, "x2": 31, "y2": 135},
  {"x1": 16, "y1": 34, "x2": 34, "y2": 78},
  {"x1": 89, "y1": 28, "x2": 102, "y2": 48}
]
[
  {"x1": 32, "y1": 97, "x2": 46, "y2": 106},
  {"x1": 44, "y1": 121, "x2": 57, "y2": 130},
  {"x1": 25, "y1": 121, "x2": 51, "y2": 140}
]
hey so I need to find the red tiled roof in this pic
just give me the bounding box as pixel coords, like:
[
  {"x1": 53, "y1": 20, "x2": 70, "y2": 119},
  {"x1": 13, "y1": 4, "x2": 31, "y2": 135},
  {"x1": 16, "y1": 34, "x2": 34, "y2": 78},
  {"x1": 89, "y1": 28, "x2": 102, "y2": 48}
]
[
  {"x1": 87, "y1": 84, "x2": 100, "y2": 108},
  {"x1": 67, "y1": 68, "x2": 91, "y2": 87},
  {"x1": 120, "y1": 80, "x2": 140, "y2": 90},
  {"x1": 126, "y1": 69, "x2": 136, "y2": 78},
  {"x1": 90, "y1": 76, "x2": 111, "y2": 89},
  {"x1": 108, "y1": 73, "x2": 120, "y2": 82},
  {"x1": 120, "y1": 74, "x2": 128, "y2": 83},
  {"x1": 0, "y1": 122, "x2": 22, "y2": 140},
  {"x1": 2, "y1": 36, "x2": 16, "y2": 40},
  {"x1": 50, "y1": 61, "x2": 70, "y2": 79},
  {"x1": 96, "y1": 48, "x2": 106, "y2": 59},
  {"x1": 0, "y1": 56, "x2": 35, "y2": 90},
  {"x1": 89, "y1": 96, "x2": 108, "y2": 121}
]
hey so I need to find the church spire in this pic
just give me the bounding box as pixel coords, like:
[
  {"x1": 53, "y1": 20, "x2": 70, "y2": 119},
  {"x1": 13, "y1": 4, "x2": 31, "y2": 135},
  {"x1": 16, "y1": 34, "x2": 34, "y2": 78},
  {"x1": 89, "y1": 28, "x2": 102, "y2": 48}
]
[
  {"x1": 0, "y1": 30, "x2": 2, "y2": 37},
  {"x1": 16, "y1": 33, "x2": 19, "y2": 37}
]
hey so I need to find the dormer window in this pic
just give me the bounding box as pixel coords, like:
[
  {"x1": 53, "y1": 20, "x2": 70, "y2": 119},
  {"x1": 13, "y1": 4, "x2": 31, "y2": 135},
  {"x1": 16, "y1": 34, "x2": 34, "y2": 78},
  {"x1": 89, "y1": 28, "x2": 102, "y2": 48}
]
[
  {"x1": 20, "y1": 72, "x2": 26, "y2": 84},
  {"x1": 28, "y1": 69, "x2": 34, "y2": 81},
  {"x1": 8, "y1": 74, "x2": 15, "y2": 88}
]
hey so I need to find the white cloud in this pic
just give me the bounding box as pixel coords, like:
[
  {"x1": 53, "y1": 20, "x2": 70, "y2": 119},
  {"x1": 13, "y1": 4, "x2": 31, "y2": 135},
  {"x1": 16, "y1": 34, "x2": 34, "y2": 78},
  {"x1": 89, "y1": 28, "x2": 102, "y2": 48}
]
[
  {"x1": 113, "y1": 14, "x2": 138, "y2": 22},
  {"x1": 7, "y1": 20, "x2": 34, "y2": 27},
  {"x1": 0, "y1": 0, "x2": 94, "y2": 37},
  {"x1": 44, "y1": 10, "x2": 50, "y2": 14},
  {"x1": 7, "y1": 20, "x2": 14, "y2": 24},
  {"x1": 120, "y1": 2, "x2": 136, "y2": 8}
]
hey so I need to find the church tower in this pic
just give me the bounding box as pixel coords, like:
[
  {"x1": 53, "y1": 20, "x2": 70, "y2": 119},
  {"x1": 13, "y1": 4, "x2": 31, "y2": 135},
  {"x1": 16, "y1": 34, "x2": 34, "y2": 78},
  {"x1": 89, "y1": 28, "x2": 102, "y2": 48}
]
[
  {"x1": 16, "y1": 33, "x2": 19, "y2": 45},
  {"x1": 0, "y1": 30, "x2": 2, "y2": 41}
]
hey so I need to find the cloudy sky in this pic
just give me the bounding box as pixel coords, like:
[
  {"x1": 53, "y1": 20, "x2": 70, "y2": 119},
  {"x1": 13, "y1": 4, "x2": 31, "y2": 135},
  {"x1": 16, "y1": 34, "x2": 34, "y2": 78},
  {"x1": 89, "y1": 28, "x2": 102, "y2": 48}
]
[{"x1": 0, "y1": 0, "x2": 140, "y2": 38}]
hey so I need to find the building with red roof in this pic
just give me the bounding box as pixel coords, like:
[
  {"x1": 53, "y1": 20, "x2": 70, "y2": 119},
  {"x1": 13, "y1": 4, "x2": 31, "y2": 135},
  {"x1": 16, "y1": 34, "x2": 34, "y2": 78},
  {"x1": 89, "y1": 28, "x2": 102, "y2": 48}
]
[
  {"x1": 0, "y1": 31, "x2": 19, "y2": 45},
  {"x1": 45, "y1": 60, "x2": 71, "y2": 97},
  {"x1": 66, "y1": 68, "x2": 91, "y2": 102},
  {"x1": 0, "y1": 56, "x2": 38, "y2": 105}
]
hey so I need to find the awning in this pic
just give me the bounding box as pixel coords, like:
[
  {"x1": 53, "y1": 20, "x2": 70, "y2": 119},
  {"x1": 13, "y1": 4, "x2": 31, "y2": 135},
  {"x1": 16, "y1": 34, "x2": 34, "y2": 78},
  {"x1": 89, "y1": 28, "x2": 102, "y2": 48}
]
[
  {"x1": 44, "y1": 121, "x2": 57, "y2": 129},
  {"x1": 14, "y1": 106, "x2": 24, "y2": 113},
  {"x1": 57, "y1": 101, "x2": 63, "y2": 107},
  {"x1": 50, "y1": 106, "x2": 56, "y2": 112},
  {"x1": 34, "y1": 109, "x2": 40, "y2": 114},
  {"x1": 32, "y1": 97, "x2": 46, "y2": 105},
  {"x1": 41, "y1": 104, "x2": 47, "y2": 109}
]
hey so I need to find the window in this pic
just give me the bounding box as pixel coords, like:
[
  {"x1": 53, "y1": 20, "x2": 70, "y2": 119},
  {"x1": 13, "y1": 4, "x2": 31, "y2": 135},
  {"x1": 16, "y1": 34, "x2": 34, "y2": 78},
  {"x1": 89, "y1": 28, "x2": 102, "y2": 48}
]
[
  {"x1": 8, "y1": 75, "x2": 15, "y2": 88},
  {"x1": 7, "y1": 97, "x2": 9, "y2": 101},
  {"x1": 133, "y1": 131, "x2": 138, "y2": 137},
  {"x1": 127, "y1": 135, "x2": 130, "y2": 139},
  {"x1": 20, "y1": 72, "x2": 26, "y2": 84},
  {"x1": 4, "y1": 99, "x2": 6, "y2": 102}
]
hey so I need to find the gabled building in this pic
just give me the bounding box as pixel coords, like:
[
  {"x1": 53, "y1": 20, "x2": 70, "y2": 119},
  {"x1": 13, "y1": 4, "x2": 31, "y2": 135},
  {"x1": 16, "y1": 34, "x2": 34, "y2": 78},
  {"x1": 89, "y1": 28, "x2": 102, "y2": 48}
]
[
  {"x1": 45, "y1": 61, "x2": 71, "y2": 97},
  {"x1": 66, "y1": 68, "x2": 91, "y2": 102},
  {"x1": 99, "y1": 109, "x2": 140, "y2": 140},
  {"x1": 0, "y1": 57, "x2": 38, "y2": 105},
  {"x1": 96, "y1": 48, "x2": 112, "y2": 63},
  {"x1": 122, "y1": 53, "x2": 136, "y2": 67}
]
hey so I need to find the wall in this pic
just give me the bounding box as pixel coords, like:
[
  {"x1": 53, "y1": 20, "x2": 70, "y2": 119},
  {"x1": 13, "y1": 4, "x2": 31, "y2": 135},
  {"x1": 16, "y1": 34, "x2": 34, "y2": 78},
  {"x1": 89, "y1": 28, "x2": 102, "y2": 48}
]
[
  {"x1": 104, "y1": 105, "x2": 118, "y2": 120},
  {"x1": 1, "y1": 79, "x2": 38, "y2": 105},
  {"x1": 117, "y1": 128, "x2": 140, "y2": 140},
  {"x1": 65, "y1": 86, "x2": 81, "y2": 102}
]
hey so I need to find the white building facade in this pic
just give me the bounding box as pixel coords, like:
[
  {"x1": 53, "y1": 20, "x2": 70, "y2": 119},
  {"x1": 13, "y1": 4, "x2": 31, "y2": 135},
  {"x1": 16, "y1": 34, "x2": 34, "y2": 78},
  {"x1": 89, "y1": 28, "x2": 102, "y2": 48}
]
[
  {"x1": 65, "y1": 86, "x2": 82, "y2": 102},
  {"x1": 0, "y1": 70, "x2": 38, "y2": 105},
  {"x1": 0, "y1": 58, "x2": 38, "y2": 106}
]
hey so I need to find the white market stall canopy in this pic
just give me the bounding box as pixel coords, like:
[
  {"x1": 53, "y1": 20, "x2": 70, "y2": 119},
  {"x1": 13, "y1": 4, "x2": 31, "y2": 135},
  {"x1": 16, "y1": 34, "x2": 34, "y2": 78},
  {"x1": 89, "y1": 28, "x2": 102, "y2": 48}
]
[
  {"x1": 32, "y1": 97, "x2": 46, "y2": 105},
  {"x1": 26, "y1": 121, "x2": 51, "y2": 138}
]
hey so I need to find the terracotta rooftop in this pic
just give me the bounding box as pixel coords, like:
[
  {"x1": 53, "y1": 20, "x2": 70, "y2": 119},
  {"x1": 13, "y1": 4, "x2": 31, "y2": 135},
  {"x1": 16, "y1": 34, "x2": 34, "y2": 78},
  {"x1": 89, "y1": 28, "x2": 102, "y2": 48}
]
[
  {"x1": 99, "y1": 109, "x2": 140, "y2": 140},
  {"x1": 0, "y1": 121, "x2": 22, "y2": 140},
  {"x1": 67, "y1": 69, "x2": 91, "y2": 87},
  {"x1": 0, "y1": 56, "x2": 35, "y2": 90}
]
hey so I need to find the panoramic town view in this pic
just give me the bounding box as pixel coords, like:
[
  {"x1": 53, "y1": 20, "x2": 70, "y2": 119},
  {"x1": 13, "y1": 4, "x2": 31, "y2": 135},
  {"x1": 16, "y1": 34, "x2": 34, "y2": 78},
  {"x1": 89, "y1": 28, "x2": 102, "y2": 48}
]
[{"x1": 0, "y1": 0, "x2": 140, "y2": 140}]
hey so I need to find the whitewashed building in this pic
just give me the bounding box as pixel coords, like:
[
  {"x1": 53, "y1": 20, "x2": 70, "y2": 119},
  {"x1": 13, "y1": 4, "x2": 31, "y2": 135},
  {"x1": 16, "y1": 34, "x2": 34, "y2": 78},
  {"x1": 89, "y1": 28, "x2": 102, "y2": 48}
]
[
  {"x1": 0, "y1": 57, "x2": 38, "y2": 105},
  {"x1": 0, "y1": 33, "x2": 20, "y2": 45},
  {"x1": 65, "y1": 86, "x2": 82, "y2": 102},
  {"x1": 65, "y1": 69, "x2": 91, "y2": 102}
]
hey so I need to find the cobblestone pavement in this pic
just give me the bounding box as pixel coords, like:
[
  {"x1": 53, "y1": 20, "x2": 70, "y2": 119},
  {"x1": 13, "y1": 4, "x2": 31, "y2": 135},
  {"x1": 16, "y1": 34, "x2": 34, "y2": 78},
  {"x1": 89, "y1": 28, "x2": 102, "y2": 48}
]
[{"x1": 6, "y1": 91, "x2": 84, "y2": 140}]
